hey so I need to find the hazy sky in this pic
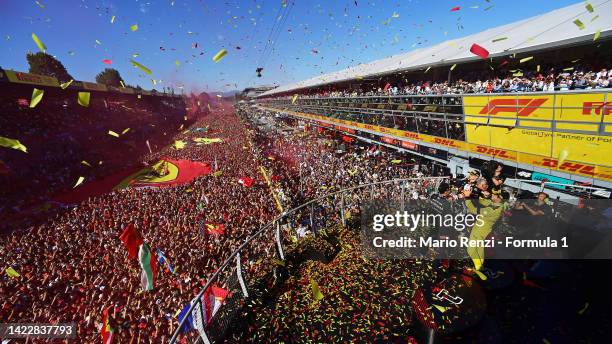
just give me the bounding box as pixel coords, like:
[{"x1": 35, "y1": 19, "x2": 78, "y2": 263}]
[{"x1": 0, "y1": 0, "x2": 578, "y2": 93}]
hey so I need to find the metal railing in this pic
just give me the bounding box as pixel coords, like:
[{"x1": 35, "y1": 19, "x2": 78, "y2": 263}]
[{"x1": 169, "y1": 176, "x2": 449, "y2": 344}]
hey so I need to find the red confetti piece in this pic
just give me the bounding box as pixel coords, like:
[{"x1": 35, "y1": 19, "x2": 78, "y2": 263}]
[
  {"x1": 469, "y1": 43, "x2": 490, "y2": 59},
  {"x1": 450, "y1": 6, "x2": 461, "y2": 12},
  {"x1": 102, "y1": 59, "x2": 112, "y2": 65}
]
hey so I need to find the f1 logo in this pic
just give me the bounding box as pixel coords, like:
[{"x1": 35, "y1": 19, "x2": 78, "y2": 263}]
[
  {"x1": 433, "y1": 289, "x2": 463, "y2": 305},
  {"x1": 582, "y1": 102, "x2": 611, "y2": 116},
  {"x1": 479, "y1": 98, "x2": 547, "y2": 116}
]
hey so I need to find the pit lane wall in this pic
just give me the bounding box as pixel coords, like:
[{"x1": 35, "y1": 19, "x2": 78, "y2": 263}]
[{"x1": 258, "y1": 91, "x2": 612, "y2": 185}]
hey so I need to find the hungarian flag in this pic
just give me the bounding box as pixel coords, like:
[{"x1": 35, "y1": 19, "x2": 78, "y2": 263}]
[
  {"x1": 101, "y1": 307, "x2": 114, "y2": 344},
  {"x1": 119, "y1": 224, "x2": 143, "y2": 260},
  {"x1": 138, "y1": 243, "x2": 157, "y2": 291},
  {"x1": 205, "y1": 223, "x2": 225, "y2": 235},
  {"x1": 238, "y1": 177, "x2": 255, "y2": 188},
  {"x1": 469, "y1": 43, "x2": 490, "y2": 59}
]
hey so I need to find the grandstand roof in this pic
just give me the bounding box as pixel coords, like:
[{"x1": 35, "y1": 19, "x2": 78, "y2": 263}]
[{"x1": 260, "y1": 0, "x2": 612, "y2": 97}]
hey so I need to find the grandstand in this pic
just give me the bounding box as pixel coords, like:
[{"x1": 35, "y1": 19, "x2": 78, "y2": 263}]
[{"x1": 256, "y1": 0, "x2": 612, "y2": 204}]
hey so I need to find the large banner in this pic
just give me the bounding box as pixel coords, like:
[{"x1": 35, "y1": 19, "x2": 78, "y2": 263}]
[
  {"x1": 464, "y1": 93, "x2": 611, "y2": 123},
  {"x1": 464, "y1": 93, "x2": 612, "y2": 168},
  {"x1": 4, "y1": 70, "x2": 59, "y2": 87}
]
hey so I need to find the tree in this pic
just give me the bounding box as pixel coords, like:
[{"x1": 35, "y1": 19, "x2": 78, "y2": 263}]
[
  {"x1": 95, "y1": 68, "x2": 125, "y2": 87},
  {"x1": 26, "y1": 52, "x2": 73, "y2": 82}
]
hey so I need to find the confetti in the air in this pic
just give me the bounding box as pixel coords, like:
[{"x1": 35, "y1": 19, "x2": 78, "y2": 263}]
[
  {"x1": 212, "y1": 48, "x2": 228, "y2": 63},
  {"x1": 78, "y1": 92, "x2": 91, "y2": 107},
  {"x1": 74, "y1": 176, "x2": 85, "y2": 188},
  {"x1": 469, "y1": 43, "x2": 489, "y2": 59},
  {"x1": 30, "y1": 88, "x2": 44, "y2": 108},
  {"x1": 130, "y1": 59, "x2": 152, "y2": 75},
  {"x1": 593, "y1": 29, "x2": 601, "y2": 41},
  {"x1": 0, "y1": 136, "x2": 28, "y2": 153},
  {"x1": 60, "y1": 79, "x2": 73, "y2": 89},
  {"x1": 31, "y1": 33, "x2": 46, "y2": 52}
]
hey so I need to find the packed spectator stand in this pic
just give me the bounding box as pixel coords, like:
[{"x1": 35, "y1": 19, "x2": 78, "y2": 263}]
[{"x1": 0, "y1": 85, "x2": 609, "y2": 343}]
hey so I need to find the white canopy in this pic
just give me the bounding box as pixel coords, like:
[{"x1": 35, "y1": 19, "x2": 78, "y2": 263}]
[{"x1": 260, "y1": 0, "x2": 611, "y2": 97}]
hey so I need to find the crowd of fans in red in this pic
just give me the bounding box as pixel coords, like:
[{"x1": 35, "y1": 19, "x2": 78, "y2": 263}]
[
  {"x1": 275, "y1": 64, "x2": 611, "y2": 99},
  {"x1": 0, "y1": 100, "x2": 285, "y2": 342},
  {"x1": 0, "y1": 94, "x2": 596, "y2": 343},
  {"x1": 0, "y1": 85, "x2": 189, "y2": 231}
]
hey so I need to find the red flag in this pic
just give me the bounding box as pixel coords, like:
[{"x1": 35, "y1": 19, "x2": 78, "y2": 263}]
[
  {"x1": 271, "y1": 175, "x2": 281, "y2": 182},
  {"x1": 205, "y1": 223, "x2": 225, "y2": 235},
  {"x1": 450, "y1": 6, "x2": 460, "y2": 12},
  {"x1": 119, "y1": 223, "x2": 143, "y2": 260},
  {"x1": 101, "y1": 307, "x2": 114, "y2": 344},
  {"x1": 383, "y1": 82, "x2": 391, "y2": 92},
  {"x1": 238, "y1": 177, "x2": 255, "y2": 187},
  {"x1": 342, "y1": 135, "x2": 354, "y2": 143},
  {"x1": 201, "y1": 286, "x2": 230, "y2": 324},
  {"x1": 469, "y1": 43, "x2": 490, "y2": 59}
]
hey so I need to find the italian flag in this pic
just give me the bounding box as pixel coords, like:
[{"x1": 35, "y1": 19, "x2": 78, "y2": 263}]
[
  {"x1": 138, "y1": 243, "x2": 157, "y2": 291},
  {"x1": 101, "y1": 307, "x2": 114, "y2": 344}
]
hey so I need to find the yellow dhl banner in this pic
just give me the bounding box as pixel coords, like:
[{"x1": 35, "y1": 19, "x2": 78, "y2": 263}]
[
  {"x1": 465, "y1": 124, "x2": 612, "y2": 167},
  {"x1": 516, "y1": 152, "x2": 612, "y2": 181},
  {"x1": 463, "y1": 92, "x2": 611, "y2": 124},
  {"x1": 4, "y1": 70, "x2": 59, "y2": 87}
]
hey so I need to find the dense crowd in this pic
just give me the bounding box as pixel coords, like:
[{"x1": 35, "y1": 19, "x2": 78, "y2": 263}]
[
  {"x1": 0, "y1": 97, "x2": 591, "y2": 343},
  {"x1": 1, "y1": 102, "x2": 280, "y2": 342},
  {"x1": 225, "y1": 106, "x2": 569, "y2": 342},
  {"x1": 281, "y1": 65, "x2": 611, "y2": 99},
  {"x1": 0, "y1": 86, "x2": 189, "y2": 230}
]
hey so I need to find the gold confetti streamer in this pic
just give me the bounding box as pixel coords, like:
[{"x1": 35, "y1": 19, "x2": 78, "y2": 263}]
[
  {"x1": 0, "y1": 136, "x2": 27, "y2": 153},
  {"x1": 31, "y1": 33, "x2": 46, "y2": 52},
  {"x1": 74, "y1": 176, "x2": 85, "y2": 188},
  {"x1": 30, "y1": 88, "x2": 44, "y2": 108},
  {"x1": 212, "y1": 48, "x2": 228, "y2": 63},
  {"x1": 130, "y1": 59, "x2": 152, "y2": 75}
]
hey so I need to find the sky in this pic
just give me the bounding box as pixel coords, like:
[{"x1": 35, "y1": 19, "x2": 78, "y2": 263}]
[{"x1": 0, "y1": 0, "x2": 579, "y2": 93}]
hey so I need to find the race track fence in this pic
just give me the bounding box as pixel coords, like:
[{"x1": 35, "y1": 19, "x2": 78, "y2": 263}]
[{"x1": 169, "y1": 176, "x2": 449, "y2": 344}]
